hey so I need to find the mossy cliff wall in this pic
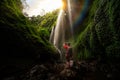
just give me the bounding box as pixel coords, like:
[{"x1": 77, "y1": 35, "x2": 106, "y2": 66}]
[
  {"x1": 74, "y1": 0, "x2": 120, "y2": 60},
  {"x1": 0, "y1": 0, "x2": 59, "y2": 77}
]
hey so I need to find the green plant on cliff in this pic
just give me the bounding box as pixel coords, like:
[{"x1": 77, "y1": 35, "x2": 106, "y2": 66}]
[
  {"x1": 0, "y1": 0, "x2": 59, "y2": 63},
  {"x1": 33, "y1": 9, "x2": 59, "y2": 40},
  {"x1": 74, "y1": 0, "x2": 120, "y2": 60}
]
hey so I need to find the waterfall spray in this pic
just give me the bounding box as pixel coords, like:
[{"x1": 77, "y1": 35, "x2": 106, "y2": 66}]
[
  {"x1": 53, "y1": 10, "x2": 63, "y2": 47},
  {"x1": 49, "y1": 10, "x2": 65, "y2": 61},
  {"x1": 49, "y1": 0, "x2": 74, "y2": 61},
  {"x1": 67, "y1": 0, "x2": 73, "y2": 35}
]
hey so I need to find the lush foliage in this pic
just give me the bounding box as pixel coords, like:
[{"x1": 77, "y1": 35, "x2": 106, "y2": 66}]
[
  {"x1": 30, "y1": 9, "x2": 59, "y2": 40},
  {"x1": 74, "y1": 0, "x2": 120, "y2": 60},
  {"x1": 0, "y1": 0, "x2": 59, "y2": 63}
]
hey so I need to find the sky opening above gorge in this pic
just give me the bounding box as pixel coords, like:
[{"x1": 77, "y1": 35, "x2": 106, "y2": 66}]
[{"x1": 22, "y1": 0, "x2": 63, "y2": 17}]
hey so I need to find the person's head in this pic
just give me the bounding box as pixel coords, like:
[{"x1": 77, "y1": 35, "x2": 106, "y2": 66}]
[
  {"x1": 63, "y1": 42, "x2": 67, "y2": 47},
  {"x1": 63, "y1": 42, "x2": 67, "y2": 45}
]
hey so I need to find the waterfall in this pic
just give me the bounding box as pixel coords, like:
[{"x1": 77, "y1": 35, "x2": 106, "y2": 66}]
[
  {"x1": 53, "y1": 10, "x2": 64, "y2": 48},
  {"x1": 49, "y1": 25, "x2": 55, "y2": 44},
  {"x1": 50, "y1": 10, "x2": 65, "y2": 61},
  {"x1": 49, "y1": 0, "x2": 73, "y2": 61},
  {"x1": 67, "y1": 0, "x2": 73, "y2": 35}
]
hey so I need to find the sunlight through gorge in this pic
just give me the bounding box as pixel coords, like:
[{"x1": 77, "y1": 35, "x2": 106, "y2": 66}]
[{"x1": 22, "y1": 0, "x2": 64, "y2": 17}]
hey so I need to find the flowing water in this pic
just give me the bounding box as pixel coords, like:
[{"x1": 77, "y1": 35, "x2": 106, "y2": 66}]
[
  {"x1": 50, "y1": 0, "x2": 73, "y2": 61},
  {"x1": 49, "y1": 0, "x2": 90, "y2": 61},
  {"x1": 67, "y1": 0, "x2": 73, "y2": 35}
]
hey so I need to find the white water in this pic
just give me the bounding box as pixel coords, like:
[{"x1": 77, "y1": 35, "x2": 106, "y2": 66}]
[
  {"x1": 53, "y1": 10, "x2": 64, "y2": 47},
  {"x1": 49, "y1": 0, "x2": 73, "y2": 61},
  {"x1": 50, "y1": 10, "x2": 65, "y2": 60},
  {"x1": 67, "y1": 0, "x2": 73, "y2": 32}
]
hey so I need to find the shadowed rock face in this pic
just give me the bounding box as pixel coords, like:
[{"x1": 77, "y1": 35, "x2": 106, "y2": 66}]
[
  {"x1": 0, "y1": 0, "x2": 60, "y2": 78},
  {"x1": 1, "y1": 59, "x2": 120, "y2": 80}
]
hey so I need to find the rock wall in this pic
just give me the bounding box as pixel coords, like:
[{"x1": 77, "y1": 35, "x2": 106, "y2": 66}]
[{"x1": 74, "y1": 0, "x2": 120, "y2": 60}]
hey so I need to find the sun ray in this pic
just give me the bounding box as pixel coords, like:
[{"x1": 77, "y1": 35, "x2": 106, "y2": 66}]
[{"x1": 22, "y1": 0, "x2": 65, "y2": 16}]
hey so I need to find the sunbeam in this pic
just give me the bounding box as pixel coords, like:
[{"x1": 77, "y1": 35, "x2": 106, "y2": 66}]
[{"x1": 22, "y1": 0, "x2": 63, "y2": 16}]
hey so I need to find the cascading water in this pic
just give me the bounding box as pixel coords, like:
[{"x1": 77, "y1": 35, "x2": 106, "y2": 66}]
[
  {"x1": 50, "y1": 10, "x2": 65, "y2": 60},
  {"x1": 67, "y1": 0, "x2": 73, "y2": 35},
  {"x1": 53, "y1": 10, "x2": 64, "y2": 47},
  {"x1": 50, "y1": 0, "x2": 73, "y2": 61},
  {"x1": 49, "y1": 0, "x2": 90, "y2": 61}
]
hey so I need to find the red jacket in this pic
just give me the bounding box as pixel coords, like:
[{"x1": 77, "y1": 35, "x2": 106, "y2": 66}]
[{"x1": 63, "y1": 44, "x2": 69, "y2": 50}]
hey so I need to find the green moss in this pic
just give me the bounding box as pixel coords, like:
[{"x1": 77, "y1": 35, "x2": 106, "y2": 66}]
[
  {"x1": 0, "y1": 0, "x2": 59, "y2": 63},
  {"x1": 74, "y1": 0, "x2": 120, "y2": 60}
]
